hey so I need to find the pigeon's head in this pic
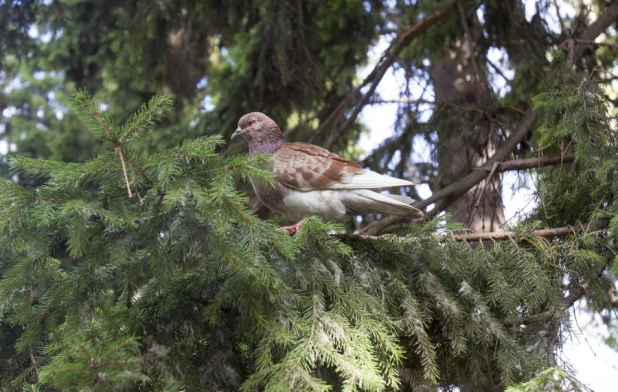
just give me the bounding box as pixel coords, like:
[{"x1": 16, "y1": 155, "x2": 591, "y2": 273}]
[{"x1": 232, "y1": 112, "x2": 283, "y2": 143}]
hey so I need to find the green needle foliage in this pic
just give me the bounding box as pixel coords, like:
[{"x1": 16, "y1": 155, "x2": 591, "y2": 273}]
[{"x1": 0, "y1": 82, "x2": 615, "y2": 391}]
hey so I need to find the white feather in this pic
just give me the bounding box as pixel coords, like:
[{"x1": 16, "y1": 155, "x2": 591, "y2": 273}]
[
  {"x1": 344, "y1": 190, "x2": 423, "y2": 218},
  {"x1": 279, "y1": 187, "x2": 423, "y2": 222},
  {"x1": 282, "y1": 189, "x2": 348, "y2": 222},
  {"x1": 330, "y1": 170, "x2": 415, "y2": 190}
]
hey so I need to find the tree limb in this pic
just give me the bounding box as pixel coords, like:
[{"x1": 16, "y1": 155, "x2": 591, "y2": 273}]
[
  {"x1": 362, "y1": 110, "x2": 541, "y2": 235},
  {"x1": 337, "y1": 221, "x2": 607, "y2": 243}
]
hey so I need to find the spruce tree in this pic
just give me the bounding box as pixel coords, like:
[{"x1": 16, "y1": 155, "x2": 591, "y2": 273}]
[
  {"x1": 2, "y1": 0, "x2": 618, "y2": 391},
  {"x1": 2, "y1": 63, "x2": 616, "y2": 389}
]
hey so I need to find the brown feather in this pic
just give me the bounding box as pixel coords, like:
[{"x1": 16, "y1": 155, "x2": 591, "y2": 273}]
[{"x1": 274, "y1": 142, "x2": 365, "y2": 191}]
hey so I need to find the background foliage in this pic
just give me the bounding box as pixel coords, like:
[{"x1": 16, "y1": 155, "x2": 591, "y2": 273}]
[{"x1": 1, "y1": 0, "x2": 618, "y2": 390}]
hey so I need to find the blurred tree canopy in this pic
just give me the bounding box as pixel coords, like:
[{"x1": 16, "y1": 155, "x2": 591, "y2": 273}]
[{"x1": 1, "y1": 0, "x2": 618, "y2": 391}]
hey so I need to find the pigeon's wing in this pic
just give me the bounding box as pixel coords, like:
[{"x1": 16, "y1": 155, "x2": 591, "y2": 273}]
[{"x1": 273, "y1": 142, "x2": 415, "y2": 191}]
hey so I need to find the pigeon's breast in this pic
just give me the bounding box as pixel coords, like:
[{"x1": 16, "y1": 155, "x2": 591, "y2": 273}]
[
  {"x1": 279, "y1": 189, "x2": 348, "y2": 222},
  {"x1": 251, "y1": 180, "x2": 289, "y2": 217}
]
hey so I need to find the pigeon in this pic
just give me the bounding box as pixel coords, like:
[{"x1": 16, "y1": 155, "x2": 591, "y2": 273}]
[{"x1": 232, "y1": 112, "x2": 423, "y2": 232}]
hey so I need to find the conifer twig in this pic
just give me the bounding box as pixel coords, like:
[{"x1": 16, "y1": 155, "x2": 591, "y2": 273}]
[
  {"x1": 119, "y1": 103, "x2": 163, "y2": 143},
  {"x1": 79, "y1": 345, "x2": 93, "y2": 362},
  {"x1": 79, "y1": 96, "x2": 116, "y2": 141}
]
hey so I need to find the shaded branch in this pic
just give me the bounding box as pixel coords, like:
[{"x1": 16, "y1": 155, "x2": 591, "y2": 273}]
[
  {"x1": 574, "y1": 39, "x2": 618, "y2": 50},
  {"x1": 512, "y1": 262, "x2": 609, "y2": 327},
  {"x1": 473, "y1": 153, "x2": 575, "y2": 173},
  {"x1": 563, "y1": 265, "x2": 607, "y2": 308}
]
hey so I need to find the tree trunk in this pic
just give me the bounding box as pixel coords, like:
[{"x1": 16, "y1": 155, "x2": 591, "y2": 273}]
[{"x1": 429, "y1": 14, "x2": 505, "y2": 232}]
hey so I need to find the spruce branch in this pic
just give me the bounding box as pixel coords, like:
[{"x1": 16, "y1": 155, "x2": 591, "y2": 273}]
[
  {"x1": 118, "y1": 93, "x2": 172, "y2": 143},
  {"x1": 70, "y1": 90, "x2": 117, "y2": 142},
  {"x1": 507, "y1": 262, "x2": 609, "y2": 328}
]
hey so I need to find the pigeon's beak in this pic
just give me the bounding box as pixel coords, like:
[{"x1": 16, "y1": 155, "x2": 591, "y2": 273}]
[{"x1": 231, "y1": 127, "x2": 243, "y2": 139}]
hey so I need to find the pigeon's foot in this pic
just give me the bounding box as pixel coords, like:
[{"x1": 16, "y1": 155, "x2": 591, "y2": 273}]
[{"x1": 279, "y1": 220, "x2": 304, "y2": 235}]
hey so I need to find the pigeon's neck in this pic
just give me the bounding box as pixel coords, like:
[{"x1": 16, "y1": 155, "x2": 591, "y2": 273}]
[
  {"x1": 248, "y1": 138, "x2": 285, "y2": 154},
  {"x1": 245, "y1": 124, "x2": 286, "y2": 154}
]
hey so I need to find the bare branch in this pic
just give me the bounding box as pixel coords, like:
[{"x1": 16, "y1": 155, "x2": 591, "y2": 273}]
[
  {"x1": 467, "y1": 162, "x2": 499, "y2": 227},
  {"x1": 368, "y1": 98, "x2": 433, "y2": 105},
  {"x1": 363, "y1": 150, "x2": 575, "y2": 235},
  {"x1": 309, "y1": 0, "x2": 472, "y2": 149},
  {"x1": 486, "y1": 57, "x2": 511, "y2": 83}
]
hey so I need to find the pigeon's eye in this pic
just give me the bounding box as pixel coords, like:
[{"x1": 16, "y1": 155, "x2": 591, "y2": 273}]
[{"x1": 247, "y1": 120, "x2": 253, "y2": 126}]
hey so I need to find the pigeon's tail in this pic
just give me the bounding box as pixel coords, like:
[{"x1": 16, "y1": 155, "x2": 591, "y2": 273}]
[{"x1": 345, "y1": 190, "x2": 424, "y2": 218}]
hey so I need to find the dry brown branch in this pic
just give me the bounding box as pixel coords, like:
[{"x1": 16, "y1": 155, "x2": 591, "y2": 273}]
[
  {"x1": 450, "y1": 225, "x2": 576, "y2": 242},
  {"x1": 117, "y1": 147, "x2": 133, "y2": 198}
]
